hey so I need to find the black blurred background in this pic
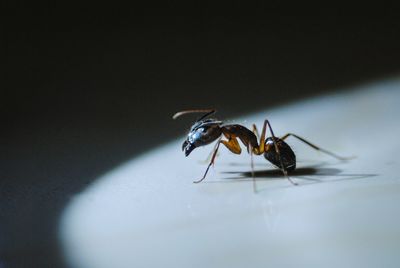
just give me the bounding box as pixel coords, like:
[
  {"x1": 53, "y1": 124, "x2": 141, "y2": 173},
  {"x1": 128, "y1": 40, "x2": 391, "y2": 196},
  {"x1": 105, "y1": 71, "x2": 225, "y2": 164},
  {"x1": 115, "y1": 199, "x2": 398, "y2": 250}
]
[{"x1": 2, "y1": 2, "x2": 400, "y2": 267}]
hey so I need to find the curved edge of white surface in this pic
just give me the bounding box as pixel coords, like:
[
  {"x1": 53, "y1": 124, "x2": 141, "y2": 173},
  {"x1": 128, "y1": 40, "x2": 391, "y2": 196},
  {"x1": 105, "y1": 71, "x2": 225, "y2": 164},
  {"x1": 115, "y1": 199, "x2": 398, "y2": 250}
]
[{"x1": 60, "y1": 79, "x2": 400, "y2": 268}]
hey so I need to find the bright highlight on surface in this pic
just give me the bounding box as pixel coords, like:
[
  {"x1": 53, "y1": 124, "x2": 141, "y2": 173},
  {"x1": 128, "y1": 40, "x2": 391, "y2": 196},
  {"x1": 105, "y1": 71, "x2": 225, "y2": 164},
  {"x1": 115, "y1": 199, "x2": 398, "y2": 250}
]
[{"x1": 60, "y1": 80, "x2": 400, "y2": 268}]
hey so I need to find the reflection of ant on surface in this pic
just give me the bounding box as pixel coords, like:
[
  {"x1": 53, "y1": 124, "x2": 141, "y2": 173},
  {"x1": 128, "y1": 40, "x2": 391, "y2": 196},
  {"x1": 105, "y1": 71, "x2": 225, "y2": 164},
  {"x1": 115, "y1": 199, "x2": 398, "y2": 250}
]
[{"x1": 173, "y1": 109, "x2": 351, "y2": 192}]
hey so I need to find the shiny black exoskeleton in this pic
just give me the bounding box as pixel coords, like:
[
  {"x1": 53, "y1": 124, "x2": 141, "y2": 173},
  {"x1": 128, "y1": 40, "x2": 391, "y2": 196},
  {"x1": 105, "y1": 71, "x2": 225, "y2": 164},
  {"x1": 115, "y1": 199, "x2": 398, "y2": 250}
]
[
  {"x1": 264, "y1": 137, "x2": 296, "y2": 171},
  {"x1": 182, "y1": 119, "x2": 223, "y2": 156}
]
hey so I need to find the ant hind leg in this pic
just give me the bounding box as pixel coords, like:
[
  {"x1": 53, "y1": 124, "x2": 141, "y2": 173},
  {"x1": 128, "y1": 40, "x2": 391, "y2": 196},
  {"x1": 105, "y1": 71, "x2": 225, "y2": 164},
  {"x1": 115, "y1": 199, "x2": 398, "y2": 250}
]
[
  {"x1": 280, "y1": 133, "x2": 353, "y2": 161},
  {"x1": 252, "y1": 124, "x2": 260, "y2": 140}
]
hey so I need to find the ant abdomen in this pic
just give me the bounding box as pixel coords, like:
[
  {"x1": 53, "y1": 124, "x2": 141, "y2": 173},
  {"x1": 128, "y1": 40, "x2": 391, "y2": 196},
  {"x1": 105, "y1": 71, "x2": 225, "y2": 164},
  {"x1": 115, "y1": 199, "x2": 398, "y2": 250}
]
[{"x1": 264, "y1": 137, "x2": 296, "y2": 171}]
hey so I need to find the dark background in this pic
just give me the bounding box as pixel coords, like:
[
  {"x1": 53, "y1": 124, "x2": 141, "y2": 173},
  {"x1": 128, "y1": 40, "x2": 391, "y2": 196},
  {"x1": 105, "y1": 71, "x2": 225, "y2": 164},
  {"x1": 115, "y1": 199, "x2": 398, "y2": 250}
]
[{"x1": 2, "y1": 2, "x2": 400, "y2": 268}]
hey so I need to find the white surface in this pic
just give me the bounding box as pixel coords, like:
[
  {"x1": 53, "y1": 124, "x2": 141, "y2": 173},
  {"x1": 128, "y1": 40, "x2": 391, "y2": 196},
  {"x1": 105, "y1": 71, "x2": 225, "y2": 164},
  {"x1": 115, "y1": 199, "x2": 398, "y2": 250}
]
[{"x1": 60, "y1": 79, "x2": 400, "y2": 268}]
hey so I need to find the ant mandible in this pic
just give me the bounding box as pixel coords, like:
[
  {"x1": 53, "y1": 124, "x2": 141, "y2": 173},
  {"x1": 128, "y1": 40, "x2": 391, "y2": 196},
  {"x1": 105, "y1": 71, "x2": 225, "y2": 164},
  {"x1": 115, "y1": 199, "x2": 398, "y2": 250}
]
[{"x1": 173, "y1": 109, "x2": 349, "y2": 191}]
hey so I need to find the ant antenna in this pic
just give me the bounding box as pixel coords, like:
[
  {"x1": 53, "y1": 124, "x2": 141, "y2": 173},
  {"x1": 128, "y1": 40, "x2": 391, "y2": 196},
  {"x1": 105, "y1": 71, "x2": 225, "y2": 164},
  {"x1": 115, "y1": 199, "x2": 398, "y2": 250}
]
[{"x1": 172, "y1": 109, "x2": 216, "y2": 121}]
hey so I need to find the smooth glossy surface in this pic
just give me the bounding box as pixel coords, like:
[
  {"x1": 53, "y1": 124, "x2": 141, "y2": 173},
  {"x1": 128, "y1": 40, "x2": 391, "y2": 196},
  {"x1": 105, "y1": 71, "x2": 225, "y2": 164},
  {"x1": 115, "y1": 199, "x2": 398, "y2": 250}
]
[{"x1": 61, "y1": 79, "x2": 400, "y2": 268}]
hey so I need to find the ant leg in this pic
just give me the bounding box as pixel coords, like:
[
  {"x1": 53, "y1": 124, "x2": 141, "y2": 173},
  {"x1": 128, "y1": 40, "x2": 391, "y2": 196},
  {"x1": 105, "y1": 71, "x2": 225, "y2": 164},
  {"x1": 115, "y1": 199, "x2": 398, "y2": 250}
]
[
  {"x1": 221, "y1": 130, "x2": 242, "y2": 154},
  {"x1": 224, "y1": 132, "x2": 257, "y2": 192},
  {"x1": 222, "y1": 130, "x2": 256, "y2": 191},
  {"x1": 201, "y1": 141, "x2": 220, "y2": 163},
  {"x1": 280, "y1": 133, "x2": 353, "y2": 160},
  {"x1": 252, "y1": 124, "x2": 260, "y2": 140},
  {"x1": 261, "y1": 120, "x2": 298, "y2": 186},
  {"x1": 249, "y1": 145, "x2": 257, "y2": 193},
  {"x1": 194, "y1": 137, "x2": 242, "y2": 183},
  {"x1": 194, "y1": 138, "x2": 222, "y2": 183},
  {"x1": 221, "y1": 138, "x2": 242, "y2": 154}
]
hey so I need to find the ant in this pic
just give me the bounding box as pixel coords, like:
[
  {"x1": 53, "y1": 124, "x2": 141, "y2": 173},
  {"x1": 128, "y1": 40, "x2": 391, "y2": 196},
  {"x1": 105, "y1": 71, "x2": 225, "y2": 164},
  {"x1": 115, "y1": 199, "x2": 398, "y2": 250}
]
[{"x1": 173, "y1": 109, "x2": 350, "y2": 191}]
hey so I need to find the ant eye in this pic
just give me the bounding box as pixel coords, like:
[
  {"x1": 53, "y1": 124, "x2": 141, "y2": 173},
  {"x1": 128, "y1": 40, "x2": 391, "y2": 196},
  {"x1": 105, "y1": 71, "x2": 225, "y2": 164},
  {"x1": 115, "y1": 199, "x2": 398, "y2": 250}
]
[
  {"x1": 195, "y1": 127, "x2": 206, "y2": 135},
  {"x1": 200, "y1": 127, "x2": 208, "y2": 134},
  {"x1": 200, "y1": 127, "x2": 213, "y2": 139}
]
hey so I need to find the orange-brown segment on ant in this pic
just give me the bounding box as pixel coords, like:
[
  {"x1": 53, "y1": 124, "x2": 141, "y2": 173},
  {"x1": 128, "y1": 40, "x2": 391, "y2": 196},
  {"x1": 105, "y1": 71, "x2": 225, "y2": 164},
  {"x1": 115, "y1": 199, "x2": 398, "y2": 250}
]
[{"x1": 222, "y1": 125, "x2": 258, "y2": 154}]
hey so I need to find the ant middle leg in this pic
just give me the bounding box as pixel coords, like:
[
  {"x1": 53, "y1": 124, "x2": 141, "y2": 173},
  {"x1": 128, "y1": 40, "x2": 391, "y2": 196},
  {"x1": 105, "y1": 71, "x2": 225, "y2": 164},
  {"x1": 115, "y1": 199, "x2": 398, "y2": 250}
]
[
  {"x1": 249, "y1": 144, "x2": 257, "y2": 193},
  {"x1": 224, "y1": 135, "x2": 257, "y2": 192},
  {"x1": 280, "y1": 133, "x2": 352, "y2": 160},
  {"x1": 222, "y1": 128, "x2": 258, "y2": 192},
  {"x1": 221, "y1": 137, "x2": 242, "y2": 154}
]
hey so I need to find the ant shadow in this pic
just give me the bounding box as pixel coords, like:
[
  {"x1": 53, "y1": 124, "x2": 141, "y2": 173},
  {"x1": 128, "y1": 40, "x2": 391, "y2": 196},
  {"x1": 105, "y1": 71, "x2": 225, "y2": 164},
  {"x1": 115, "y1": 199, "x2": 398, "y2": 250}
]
[{"x1": 212, "y1": 162, "x2": 378, "y2": 189}]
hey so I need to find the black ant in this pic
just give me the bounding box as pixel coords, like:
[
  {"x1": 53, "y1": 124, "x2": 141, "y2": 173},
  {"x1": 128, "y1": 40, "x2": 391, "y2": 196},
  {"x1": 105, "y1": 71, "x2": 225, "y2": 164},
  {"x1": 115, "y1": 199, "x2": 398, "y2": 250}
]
[{"x1": 173, "y1": 109, "x2": 350, "y2": 191}]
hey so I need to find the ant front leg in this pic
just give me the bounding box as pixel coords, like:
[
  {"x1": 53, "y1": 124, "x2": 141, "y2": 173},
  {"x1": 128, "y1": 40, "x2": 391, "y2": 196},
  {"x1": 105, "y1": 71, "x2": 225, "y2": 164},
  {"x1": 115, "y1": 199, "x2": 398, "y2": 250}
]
[
  {"x1": 200, "y1": 140, "x2": 220, "y2": 164},
  {"x1": 194, "y1": 138, "x2": 222, "y2": 183},
  {"x1": 194, "y1": 136, "x2": 242, "y2": 183}
]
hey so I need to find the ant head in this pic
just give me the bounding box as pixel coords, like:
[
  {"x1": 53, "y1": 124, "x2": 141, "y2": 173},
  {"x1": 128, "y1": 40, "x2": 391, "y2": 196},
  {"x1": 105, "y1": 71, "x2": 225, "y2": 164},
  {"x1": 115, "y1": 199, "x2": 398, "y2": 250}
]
[{"x1": 182, "y1": 119, "x2": 223, "y2": 156}]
